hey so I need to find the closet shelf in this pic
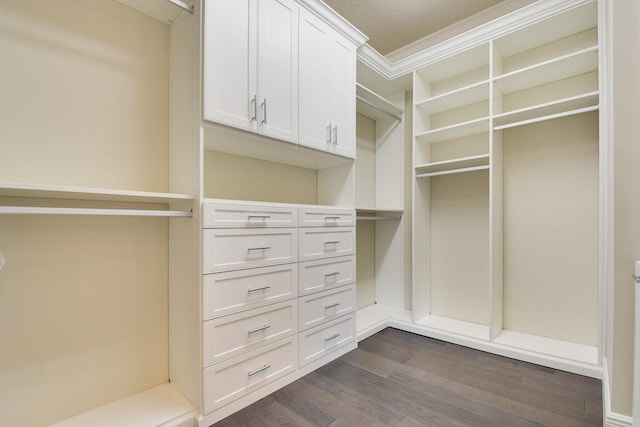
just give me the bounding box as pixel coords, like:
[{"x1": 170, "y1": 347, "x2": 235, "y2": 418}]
[
  {"x1": 415, "y1": 154, "x2": 490, "y2": 178},
  {"x1": 0, "y1": 182, "x2": 194, "y2": 217},
  {"x1": 415, "y1": 315, "x2": 490, "y2": 341},
  {"x1": 356, "y1": 83, "x2": 403, "y2": 122},
  {"x1": 493, "y1": 330, "x2": 598, "y2": 365},
  {"x1": 356, "y1": 208, "x2": 403, "y2": 221},
  {"x1": 415, "y1": 117, "x2": 490, "y2": 144},
  {"x1": 494, "y1": 45, "x2": 598, "y2": 94},
  {"x1": 414, "y1": 80, "x2": 490, "y2": 114},
  {"x1": 0, "y1": 182, "x2": 194, "y2": 204},
  {"x1": 493, "y1": 91, "x2": 599, "y2": 130}
]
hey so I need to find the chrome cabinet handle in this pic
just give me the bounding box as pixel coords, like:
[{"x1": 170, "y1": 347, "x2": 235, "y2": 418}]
[
  {"x1": 250, "y1": 95, "x2": 257, "y2": 121},
  {"x1": 247, "y1": 285, "x2": 271, "y2": 293},
  {"x1": 247, "y1": 325, "x2": 271, "y2": 335},
  {"x1": 248, "y1": 246, "x2": 271, "y2": 251},
  {"x1": 325, "y1": 216, "x2": 340, "y2": 221},
  {"x1": 324, "y1": 333, "x2": 340, "y2": 342},
  {"x1": 248, "y1": 364, "x2": 271, "y2": 377},
  {"x1": 324, "y1": 272, "x2": 340, "y2": 277},
  {"x1": 324, "y1": 241, "x2": 340, "y2": 245},
  {"x1": 324, "y1": 302, "x2": 340, "y2": 310},
  {"x1": 248, "y1": 215, "x2": 271, "y2": 221},
  {"x1": 327, "y1": 123, "x2": 332, "y2": 144},
  {"x1": 261, "y1": 98, "x2": 267, "y2": 124},
  {"x1": 333, "y1": 125, "x2": 337, "y2": 145}
]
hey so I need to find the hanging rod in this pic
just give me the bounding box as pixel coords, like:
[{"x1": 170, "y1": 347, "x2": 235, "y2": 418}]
[
  {"x1": 0, "y1": 206, "x2": 193, "y2": 217},
  {"x1": 356, "y1": 215, "x2": 402, "y2": 221},
  {"x1": 165, "y1": 0, "x2": 194, "y2": 14},
  {"x1": 356, "y1": 95, "x2": 403, "y2": 122},
  {"x1": 415, "y1": 165, "x2": 490, "y2": 179}
]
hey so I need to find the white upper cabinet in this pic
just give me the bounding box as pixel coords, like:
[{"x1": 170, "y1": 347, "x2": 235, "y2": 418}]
[
  {"x1": 299, "y1": 8, "x2": 356, "y2": 159},
  {"x1": 203, "y1": 0, "x2": 299, "y2": 143}
]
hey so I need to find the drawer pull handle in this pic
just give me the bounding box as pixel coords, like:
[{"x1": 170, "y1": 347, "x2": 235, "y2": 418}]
[
  {"x1": 324, "y1": 302, "x2": 340, "y2": 310},
  {"x1": 325, "y1": 216, "x2": 340, "y2": 221},
  {"x1": 248, "y1": 325, "x2": 271, "y2": 335},
  {"x1": 247, "y1": 285, "x2": 271, "y2": 294},
  {"x1": 248, "y1": 215, "x2": 271, "y2": 221},
  {"x1": 248, "y1": 364, "x2": 271, "y2": 377},
  {"x1": 324, "y1": 241, "x2": 340, "y2": 246},
  {"x1": 248, "y1": 246, "x2": 271, "y2": 252},
  {"x1": 325, "y1": 333, "x2": 340, "y2": 342},
  {"x1": 324, "y1": 272, "x2": 340, "y2": 278}
]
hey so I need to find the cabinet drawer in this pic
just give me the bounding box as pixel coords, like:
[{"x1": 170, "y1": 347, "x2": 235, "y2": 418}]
[
  {"x1": 298, "y1": 255, "x2": 355, "y2": 296},
  {"x1": 298, "y1": 314, "x2": 355, "y2": 367},
  {"x1": 298, "y1": 227, "x2": 355, "y2": 261},
  {"x1": 203, "y1": 264, "x2": 298, "y2": 320},
  {"x1": 203, "y1": 203, "x2": 297, "y2": 228},
  {"x1": 298, "y1": 284, "x2": 355, "y2": 331},
  {"x1": 298, "y1": 208, "x2": 355, "y2": 227},
  {"x1": 203, "y1": 228, "x2": 298, "y2": 273},
  {"x1": 203, "y1": 336, "x2": 297, "y2": 413},
  {"x1": 203, "y1": 300, "x2": 297, "y2": 367}
]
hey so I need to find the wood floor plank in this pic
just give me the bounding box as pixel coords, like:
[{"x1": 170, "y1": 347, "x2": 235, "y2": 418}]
[{"x1": 212, "y1": 328, "x2": 603, "y2": 426}]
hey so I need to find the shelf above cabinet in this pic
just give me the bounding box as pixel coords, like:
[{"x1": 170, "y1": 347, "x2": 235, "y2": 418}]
[
  {"x1": 355, "y1": 208, "x2": 403, "y2": 221},
  {"x1": 494, "y1": 45, "x2": 598, "y2": 94},
  {"x1": 415, "y1": 154, "x2": 490, "y2": 178},
  {"x1": 493, "y1": 91, "x2": 599, "y2": 130},
  {"x1": 415, "y1": 117, "x2": 490, "y2": 144}
]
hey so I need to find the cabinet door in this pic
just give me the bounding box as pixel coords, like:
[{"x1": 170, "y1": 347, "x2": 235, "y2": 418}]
[
  {"x1": 298, "y1": 9, "x2": 331, "y2": 151},
  {"x1": 329, "y1": 34, "x2": 356, "y2": 158},
  {"x1": 256, "y1": 0, "x2": 299, "y2": 143},
  {"x1": 203, "y1": 0, "x2": 257, "y2": 132}
]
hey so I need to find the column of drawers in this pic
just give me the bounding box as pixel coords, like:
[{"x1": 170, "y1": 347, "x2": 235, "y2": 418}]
[
  {"x1": 297, "y1": 208, "x2": 357, "y2": 367},
  {"x1": 202, "y1": 203, "x2": 299, "y2": 414}
]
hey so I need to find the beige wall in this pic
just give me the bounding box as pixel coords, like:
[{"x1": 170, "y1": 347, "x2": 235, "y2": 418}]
[
  {"x1": 609, "y1": 0, "x2": 640, "y2": 417},
  {"x1": 0, "y1": 1, "x2": 171, "y2": 425}
]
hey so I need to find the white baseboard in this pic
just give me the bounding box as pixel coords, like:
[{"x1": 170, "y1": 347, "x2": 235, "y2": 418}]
[{"x1": 603, "y1": 356, "x2": 634, "y2": 427}]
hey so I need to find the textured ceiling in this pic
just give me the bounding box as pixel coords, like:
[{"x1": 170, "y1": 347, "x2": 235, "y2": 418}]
[{"x1": 322, "y1": 0, "x2": 532, "y2": 56}]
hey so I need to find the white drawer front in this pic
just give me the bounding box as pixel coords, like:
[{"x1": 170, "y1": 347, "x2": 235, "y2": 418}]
[
  {"x1": 298, "y1": 208, "x2": 355, "y2": 227},
  {"x1": 203, "y1": 228, "x2": 298, "y2": 273},
  {"x1": 203, "y1": 300, "x2": 297, "y2": 367},
  {"x1": 298, "y1": 255, "x2": 355, "y2": 296},
  {"x1": 298, "y1": 314, "x2": 355, "y2": 367},
  {"x1": 203, "y1": 264, "x2": 298, "y2": 320},
  {"x1": 299, "y1": 227, "x2": 355, "y2": 262},
  {"x1": 204, "y1": 203, "x2": 297, "y2": 228},
  {"x1": 298, "y1": 285, "x2": 355, "y2": 331},
  {"x1": 203, "y1": 336, "x2": 297, "y2": 413}
]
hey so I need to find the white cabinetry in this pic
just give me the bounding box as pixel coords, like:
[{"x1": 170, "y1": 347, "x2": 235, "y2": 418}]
[
  {"x1": 203, "y1": 0, "x2": 299, "y2": 143},
  {"x1": 299, "y1": 7, "x2": 357, "y2": 158}
]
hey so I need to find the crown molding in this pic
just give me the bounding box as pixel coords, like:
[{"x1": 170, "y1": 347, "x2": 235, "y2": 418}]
[
  {"x1": 357, "y1": 0, "x2": 595, "y2": 80},
  {"x1": 297, "y1": 0, "x2": 368, "y2": 47}
]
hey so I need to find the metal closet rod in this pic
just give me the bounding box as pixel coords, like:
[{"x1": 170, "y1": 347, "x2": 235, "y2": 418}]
[
  {"x1": 166, "y1": 0, "x2": 194, "y2": 14},
  {"x1": 356, "y1": 95, "x2": 403, "y2": 122}
]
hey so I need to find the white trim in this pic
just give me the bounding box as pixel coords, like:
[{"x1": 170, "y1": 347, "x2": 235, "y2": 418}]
[
  {"x1": 357, "y1": 0, "x2": 595, "y2": 80},
  {"x1": 603, "y1": 358, "x2": 635, "y2": 427},
  {"x1": 296, "y1": 0, "x2": 368, "y2": 46}
]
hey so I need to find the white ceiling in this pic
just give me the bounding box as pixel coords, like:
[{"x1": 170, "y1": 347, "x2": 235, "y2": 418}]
[{"x1": 322, "y1": 0, "x2": 538, "y2": 57}]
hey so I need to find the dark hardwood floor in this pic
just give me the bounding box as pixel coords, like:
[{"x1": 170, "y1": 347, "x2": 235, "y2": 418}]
[{"x1": 214, "y1": 328, "x2": 603, "y2": 426}]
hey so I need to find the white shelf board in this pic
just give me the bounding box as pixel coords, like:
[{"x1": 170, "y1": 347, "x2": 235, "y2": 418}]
[
  {"x1": 356, "y1": 304, "x2": 413, "y2": 340},
  {"x1": 414, "y1": 42, "x2": 490, "y2": 84},
  {"x1": 0, "y1": 182, "x2": 193, "y2": 204},
  {"x1": 414, "y1": 154, "x2": 490, "y2": 177},
  {"x1": 493, "y1": 91, "x2": 599, "y2": 129},
  {"x1": 51, "y1": 383, "x2": 195, "y2": 427},
  {"x1": 494, "y1": 46, "x2": 598, "y2": 94},
  {"x1": 356, "y1": 83, "x2": 403, "y2": 121},
  {"x1": 415, "y1": 314, "x2": 490, "y2": 341},
  {"x1": 415, "y1": 117, "x2": 490, "y2": 144},
  {"x1": 493, "y1": 330, "x2": 598, "y2": 366},
  {"x1": 415, "y1": 80, "x2": 490, "y2": 114},
  {"x1": 0, "y1": 206, "x2": 192, "y2": 217}
]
